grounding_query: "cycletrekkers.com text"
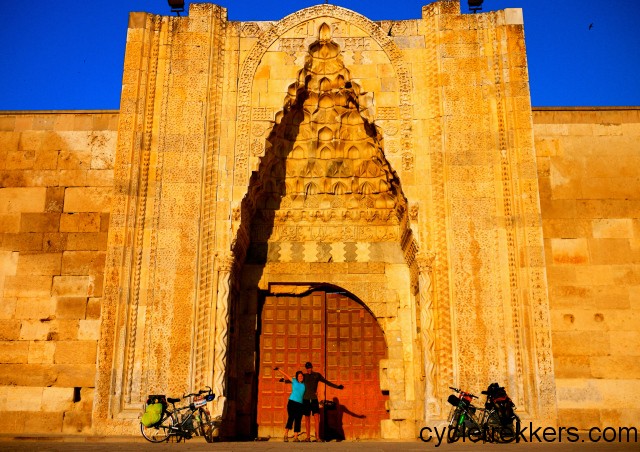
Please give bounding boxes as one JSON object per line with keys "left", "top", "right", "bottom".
{"left": 419, "top": 423, "right": 638, "bottom": 447}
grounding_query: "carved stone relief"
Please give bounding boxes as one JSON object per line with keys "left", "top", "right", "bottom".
{"left": 234, "top": 4, "right": 414, "bottom": 187}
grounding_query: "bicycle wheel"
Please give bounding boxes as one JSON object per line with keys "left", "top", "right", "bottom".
{"left": 466, "top": 421, "right": 483, "bottom": 443}
{"left": 446, "top": 410, "right": 462, "bottom": 443}
{"left": 141, "top": 413, "right": 174, "bottom": 443}
{"left": 198, "top": 409, "right": 215, "bottom": 442}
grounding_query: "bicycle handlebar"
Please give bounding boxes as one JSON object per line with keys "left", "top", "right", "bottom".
{"left": 182, "top": 386, "right": 215, "bottom": 400}
{"left": 448, "top": 386, "right": 478, "bottom": 398}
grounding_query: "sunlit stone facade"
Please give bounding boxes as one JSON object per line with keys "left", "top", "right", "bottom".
{"left": 0, "top": 1, "right": 638, "bottom": 438}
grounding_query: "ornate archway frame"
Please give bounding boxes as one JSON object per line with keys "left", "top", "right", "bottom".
{"left": 204, "top": 5, "right": 429, "bottom": 437}
{"left": 253, "top": 270, "right": 418, "bottom": 438}
{"left": 232, "top": 4, "right": 415, "bottom": 188}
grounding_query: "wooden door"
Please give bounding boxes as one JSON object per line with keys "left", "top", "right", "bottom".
{"left": 257, "top": 290, "right": 388, "bottom": 440}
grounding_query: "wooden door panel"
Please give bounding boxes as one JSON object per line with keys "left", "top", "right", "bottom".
{"left": 257, "top": 290, "right": 387, "bottom": 439}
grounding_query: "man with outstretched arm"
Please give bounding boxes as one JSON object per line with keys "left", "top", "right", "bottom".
{"left": 302, "top": 361, "right": 344, "bottom": 442}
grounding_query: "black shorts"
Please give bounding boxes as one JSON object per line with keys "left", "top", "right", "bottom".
{"left": 302, "top": 398, "right": 320, "bottom": 416}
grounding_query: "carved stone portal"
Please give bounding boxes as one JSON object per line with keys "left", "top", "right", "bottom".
{"left": 94, "top": 2, "right": 557, "bottom": 440}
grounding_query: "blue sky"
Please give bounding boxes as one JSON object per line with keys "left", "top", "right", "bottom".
{"left": 1, "top": 1, "right": 638, "bottom": 110}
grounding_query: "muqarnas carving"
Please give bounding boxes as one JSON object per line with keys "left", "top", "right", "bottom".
{"left": 238, "top": 23, "right": 409, "bottom": 262}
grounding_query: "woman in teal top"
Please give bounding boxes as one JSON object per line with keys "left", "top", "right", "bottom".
{"left": 275, "top": 367, "right": 305, "bottom": 442}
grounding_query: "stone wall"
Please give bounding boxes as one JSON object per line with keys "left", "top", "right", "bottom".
{"left": 0, "top": 111, "right": 117, "bottom": 433}
{"left": 534, "top": 107, "right": 640, "bottom": 429}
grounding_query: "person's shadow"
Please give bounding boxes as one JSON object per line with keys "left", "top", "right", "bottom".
{"left": 320, "top": 397, "right": 366, "bottom": 441}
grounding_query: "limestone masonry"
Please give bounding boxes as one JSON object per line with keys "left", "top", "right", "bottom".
{"left": 0, "top": 1, "right": 638, "bottom": 438}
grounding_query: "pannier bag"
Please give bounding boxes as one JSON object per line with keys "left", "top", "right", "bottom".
{"left": 141, "top": 403, "right": 163, "bottom": 427}
{"left": 485, "top": 383, "right": 516, "bottom": 426}
{"left": 141, "top": 394, "right": 167, "bottom": 427}
{"left": 447, "top": 394, "right": 460, "bottom": 407}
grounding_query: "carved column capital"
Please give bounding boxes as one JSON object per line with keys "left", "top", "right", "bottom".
{"left": 416, "top": 250, "right": 436, "bottom": 273}
{"left": 215, "top": 253, "right": 235, "bottom": 273}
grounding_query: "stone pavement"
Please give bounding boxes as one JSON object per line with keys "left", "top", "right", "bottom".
{"left": 0, "top": 437, "right": 637, "bottom": 452}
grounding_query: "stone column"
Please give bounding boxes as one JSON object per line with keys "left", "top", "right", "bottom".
{"left": 212, "top": 254, "right": 234, "bottom": 417}
{"left": 416, "top": 250, "right": 439, "bottom": 420}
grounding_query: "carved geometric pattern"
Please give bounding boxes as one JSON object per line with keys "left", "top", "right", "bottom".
{"left": 194, "top": 6, "right": 228, "bottom": 392}
{"left": 235, "top": 4, "right": 414, "bottom": 187}
{"left": 422, "top": 5, "right": 453, "bottom": 418}
{"left": 124, "top": 14, "right": 162, "bottom": 405}
{"left": 490, "top": 21, "right": 526, "bottom": 407}
{"left": 416, "top": 251, "right": 438, "bottom": 417}
{"left": 235, "top": 23, "right": 415, "bottom": 272}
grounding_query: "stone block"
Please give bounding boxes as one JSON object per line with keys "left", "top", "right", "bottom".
{"left": 14, "top": 298, "right": 56, "bottom": 320}
{"left": 0, "top": 250, "right": 18, "bottom": 277}
{"left": 19, "top": 320, "right": 51, "bottom": 341}
{"left": 540, "top": 199, "right": 576, "bottom": 219}
{"left": 28, "top": 341, "right": 56, "bottom": 364}
{"left": 588, "top": 238, "right": 632, "bottom": 265}
{"left": 19, "top": 212, "right": 61, "bottom": 232}
{"left": 600, "top": 408, "right": 640, "bottom": 428}
{"left": 53, "top": 364, "right": 96, "bottom": 387}
{"left": 61, "top": 251, "right": 106, "bottom": 275}
{"left": 89, "top": 131, "right": 116, "bottom": 169}
{"left": 24, "top": 411, "right": 63, "bottom": 434}
{"left": 592, "top": 218, "right": 634, "bottom": 239}
{"left": 5, "top": 150, "right": 36, "bottom": 170}
{"left": 60, "top": 213, "right": 101, "bottom": 233}
{"left": 44, "top": 187, "right": 65, "bottom": 213}
{"left": 0, "top": 214, "right": 20, "bottom": 233}
{"left": 77, "top": 319, "right": 101, "bottom": 340}
{"left": 582, "top": 177, "right": 639, "bottom": 200}
{"left": 42, "top": 387, "right": 74, "bottom": 412}
{"left": 75, "top": 387, "right": 95, "bottom": 413}
{"left": 63, "top": 187, "right": 112, "bottom": 213}
{"left": 552, "top": 331, "right": 609, "bottom": 356}
{"left": 1, "top": 364, "right": 89, "bottom": 388}
{"left": 16, "top": 130, "right": 44, "bottom": 151}
{"left": 0, "top": 320, "right": 21, "bottom": 340}
{"left": 553, "top": 356, "right": 591, "bottom": 379}
{"left": 42, "top": 233, "right": 68, "bottom": 252}
{"left": 0, "top": 298, "right": 16, "bottom": 319}
{"left": 66, "top": 232, "right": 108, "bottom": 251}
{"left": 0, "top": 187, "right": 47, "bottom": 214}
{"left": 47, "top": 320, "right": 79, "bottom": 341}
{"left": 380, "top": 419, "right": 400, "bottom": 439}
{"left": 572, "top": 265, "right": 616, "bottom": 286}
{"left": 1, "top": 233, "right": 43, "bottom": 251}
{"left": 0, "top": 364, "right": 50, "bottom": 386}
{"left": 54, "top": 341, "right": 97, "bottom": 365}
{"left": 590, "top": 356, "right": 640, "bottom": 379}
{"left": 86, "top": 169, "right": 114, "bottom": 187}
{"left": 58, "top": 170, "right": 87, "bottom": 187}
{"left": 398, "top": 419, "right": 418, "bottom": 439}
{"left": 390, "top": 408, "right": 413, "bottom": 421}
{"left": 0, "top": 341, "right": 29, "bottom": 363}
{"left": 55, "top": 297, "right": 87, "bottom": 319}
{"left": 34, "top": 150, "right": 60, "bottom": 170}
{"left": 3, "top": 275, "right": 52, "bottom": 297}
{"left": 62, "top": 411, "right": 92, "bottom": 434}
{"left": 550, "top": 238, "right": 589, "bottom": 265}
{"left": 52, "top": 275, "right": 94, "bottom": 297}
{"left": 100, "top": 213, "right": 110, "bottom": 232}
{"left": 86, "top": 298, "right": 101, "bottom": 319}
{"left": 610, "top": 331, "right": 640, "bottom": 356}
{"left": 16, "top": 253, "right": 61, "bottom": 275}
{"left": 5, "top": 386, "right": 43, "bottom": 412}
{"left": 0, "top": 410, "right": 28, "bottom": 433}
{"left": 557, "top": 408, "right": 600, "bottom": 431}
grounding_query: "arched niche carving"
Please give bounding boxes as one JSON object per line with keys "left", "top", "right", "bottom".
{"left": 234, "top": 4, "right": 414, "bottom": 187}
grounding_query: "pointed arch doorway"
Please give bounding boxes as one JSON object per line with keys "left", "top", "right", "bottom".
{"left": 256, "top": 288, "right": 389, "bottom": 440}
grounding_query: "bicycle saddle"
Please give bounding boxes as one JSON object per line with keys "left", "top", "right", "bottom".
{"left": 167, "top": 397, "right": 181, "bottom": 404}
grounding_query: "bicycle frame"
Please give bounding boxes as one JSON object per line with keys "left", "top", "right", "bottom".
{"left": 445, "top": 386, "right": 519, "bottom": 444}
{"left": 140, "top": 387, "right": 218, "bottom": 443}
